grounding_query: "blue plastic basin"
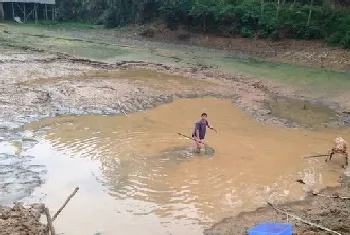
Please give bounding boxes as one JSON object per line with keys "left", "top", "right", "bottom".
{"left": 248, "top": 222, "right": 293, "bottom": 235}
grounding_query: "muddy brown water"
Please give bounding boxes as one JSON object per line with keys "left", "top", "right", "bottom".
{"left": 6, "top": 97, "right": 349, "bottom": 235}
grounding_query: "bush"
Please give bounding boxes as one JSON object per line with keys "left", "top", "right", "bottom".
{"left": 340, "top": 31, "right": 350, "bottom": 48}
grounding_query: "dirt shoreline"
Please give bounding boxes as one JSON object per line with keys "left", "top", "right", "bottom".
{"left": 1, "top": 50, "right": 349, "bottom": 130}
{"left": 133, "top": 24, "right": 350, "bottom": 71}
{"left": 1, "top": 33, "right": 350, "bottom": 234}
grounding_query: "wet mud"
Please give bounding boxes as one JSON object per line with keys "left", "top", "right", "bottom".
{"left": 0, "top": 203, "right": 47, "bottom": 235}
{"left": 0, "top": 50, "right": 348, "bottom": 130}
{"left": 0, "top": 26, "right": 350, "bottom": 235}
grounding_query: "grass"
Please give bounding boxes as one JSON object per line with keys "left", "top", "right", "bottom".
{"left": 218, "top": 55, "right": 350, "bottom": 97}
{"left": 4, "top": 20, "right": 99, "bottom": 29}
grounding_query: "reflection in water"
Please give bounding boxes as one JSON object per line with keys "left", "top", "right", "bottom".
{"left": 23, "top": 97, "right": 349, "bottom": 235}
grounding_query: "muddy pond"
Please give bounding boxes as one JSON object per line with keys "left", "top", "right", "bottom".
{"left": 1, "top": 97, "right": 349, "bottom": 235}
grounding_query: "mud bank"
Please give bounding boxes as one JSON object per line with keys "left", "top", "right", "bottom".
{"left": 0, "top": 203, "right": 46, "bottom": 235}
{"left": 0, "top": 50, "right": 349, "bottom": 130}
{"left": 204, "top": 172, "right": 350, "bottom": 235}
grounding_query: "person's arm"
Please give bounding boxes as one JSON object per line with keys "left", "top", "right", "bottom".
{"left": 207, "top": 122, "right": 211, "bottom": 129}
{"left": 207, "top": 121, "right": 217, "bottom": 133}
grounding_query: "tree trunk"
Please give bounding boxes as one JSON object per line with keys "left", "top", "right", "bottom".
{"left": 0, "top": 3, "right": 4, "bottom": 22}
{"left": 307, "top": 0, "right": 314, "bottom": 26}
{"left": 276, "top": 0, "right": 280, "bottom": 20}
{"left": 258, "top": 0, "right": 264, "bottom": 39}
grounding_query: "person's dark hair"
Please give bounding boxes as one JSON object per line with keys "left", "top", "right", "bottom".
{"left": 201, "top": 113, "right": 207, "bottom": 117}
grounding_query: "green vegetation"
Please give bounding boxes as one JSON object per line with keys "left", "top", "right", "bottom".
{"left": 52, "top": 0, "right": 350, "bottom": 48}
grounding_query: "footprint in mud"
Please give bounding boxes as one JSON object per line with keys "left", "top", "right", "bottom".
{"left": 0, "top": 153, "right": 47, "bottom": 204}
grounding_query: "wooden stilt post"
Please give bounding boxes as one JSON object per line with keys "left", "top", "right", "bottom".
{"left": 23, "top": 3, "right": 26, "bottom": 22}
{"left": 51, "top": 5, "right": 54, "bottom": 21}
{"left": 0, "top": 3, "right": 4, "bottom": 22}
{"left": 34, "top": 4, "right": 38, "bottom": 24}
{"left": 12, "top": 2, "right": 14, "bottom": 19}
{"left": 45, "top": 4, "right": 48, "bottom": 20}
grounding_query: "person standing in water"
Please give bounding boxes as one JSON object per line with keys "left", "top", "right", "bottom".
{"left": 192, "top": 113, "right": 216, "bottom": 153}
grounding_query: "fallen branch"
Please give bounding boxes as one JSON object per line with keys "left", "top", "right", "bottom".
{"left": 267, "top": 201, "right": 342, "bottom": 235}
{"left": 52, "top": 187, "right": 79, "bottom": 221}
{"left": 44, "top": 187, "right": 79, "bottom": 234}
{"left": 44, "top": 207, "right": 56, "bottom": 235}
{"left": 312, "top": 192, "right": 350, "bottom": 199}
{"left": 303, "top": 154, "right": 329, "bottom": 159}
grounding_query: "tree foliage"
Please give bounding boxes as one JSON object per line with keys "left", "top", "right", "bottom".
{"left": 56, "top": 0, "right": 350, "bottom": 48}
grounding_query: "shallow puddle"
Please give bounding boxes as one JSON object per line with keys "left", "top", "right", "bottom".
{"left": 12, "top": 97, "right": 350, "bottom": 235}
{"left": 18, "top": 68, "right": 217, "bottom": 91}
{"left": 268, "top": 98, "right": 338, "bottom": 127}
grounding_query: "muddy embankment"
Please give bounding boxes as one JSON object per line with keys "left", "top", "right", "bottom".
{"left": 118, "top": 24, "right": 350, "bottom": 71}
{"left": 1, "top": 45, "right": 350, "bottom": 235}
{"left": 1, "top": 48, "right": 349, "bottom": 129}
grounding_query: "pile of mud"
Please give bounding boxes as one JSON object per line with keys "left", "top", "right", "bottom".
{"left": 0, "top": 203, "right": 46, "bottom": 235}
